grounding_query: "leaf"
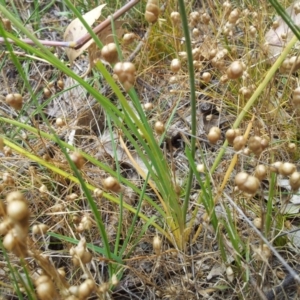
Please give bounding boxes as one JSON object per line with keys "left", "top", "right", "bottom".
{"left": 63, "top": 4, "right": 106, "bottom": 64}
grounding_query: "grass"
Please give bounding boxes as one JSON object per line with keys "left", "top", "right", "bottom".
{"left": 1, "top": 0, "right": 300, "bottom": 299}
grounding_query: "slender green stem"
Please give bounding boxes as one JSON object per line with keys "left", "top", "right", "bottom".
{"left": 178, "top": 0, "right": 197, "bottom": 224}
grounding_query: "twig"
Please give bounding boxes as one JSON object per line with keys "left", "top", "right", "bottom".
{"left": 0, "top": 0, "right": 140, "bottom": 49}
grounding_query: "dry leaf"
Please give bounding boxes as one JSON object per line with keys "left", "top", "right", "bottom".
{"left": 265, "top": 1, "right": 300, "bottom": 60}
{"left": 63, "top": 4, "right": 106, "bottom": 64}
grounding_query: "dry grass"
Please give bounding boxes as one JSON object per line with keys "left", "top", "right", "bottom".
{"left": 1, "top": 0, "right": 300, "bottom": 299}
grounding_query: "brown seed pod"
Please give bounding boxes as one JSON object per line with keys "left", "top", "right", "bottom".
{"left": 3, "top": 231, "right": 17, "bottom": 251}
{"left": 202, "top": 72, "right": 211, "bottom": 83}
{"left": 289, "top": 171, "right": 300, "bottom": 191}
{"left": 56, "top": 117, "right": 66, "bottom": 127}
{"left": 36, "top": 278, "right": 57, "bottom": 300}
{"left": 123, "top": 33, "right": 136, "bottom": 45}
{"left": 154, "top": 121, "right": 165, "bottom": 135}
{"left": 81, "top": 251, "right": 93, "bottom": 264}
{"left": 113, "top": 62, "right": 136, "bottom": 91}
{"left": 253, "top": 217, "right": 262, "bottom": 229}
{"left": 241, "top": 175, "right": 260, "bottom": 194}
{"left": 93, "top": 188, "right": 103, "bottom": 198}
{"left": 153, "top": 235, "right": 162, "bottom": 255}
{"left": 70, "top": 152, "right": 85, "bottom": 169}
{"left": 207, "top": 127, "right": 221, "bottom": 144}
{"left": 57, "top": 79, "right": 64, "bottom": 90}
{"left": 254, "top": 165, "right": 267, "bottom": 181}
{"left": 225, "top": 129, "right": 240, "bottom": 144}
{"left": 7, "top": 200, "right": 29, "bottom": 222}
{"left": 6, "top": 191, "right": 24, "bottom": 203}
{"left": 227, "top": 61, "right": 244, "bottom": 79}
{"left": 235, "top": 172, "right": 249, "bottom": 187}
{"left": 103, "top": 176, "right": 121, "bottom": 192}
{"left": 233, "top": 135, "right": 246, "bottom": 151}
{"left": 2, "top": 18, "right": 12, "bottom": 31}
{"left": 32, "top": 224, "right": 49, "bottom": 235}
{"left": 43, "top": 88, "right": 51, "bottom": 99}
{"left": 5, "top": 93, "right": 23, "bottom": 110}
{"left": 228, "top": 8, "right": 240, "bottom": 24}
{"left": 170, "top": 59, "right": 181, "bottom": 73}
{"left": 279, "top": 162, "right": 296, "bottom": 176}
{"left": 101, "top": 43, "right": 118, "bottom": 64}
{"left": 170, "top": 11, "right": 181, "bottom": 24}
{"left": 145, "top": 0, "right": 159, "bottom": 23}
{"left": 270, "top": 161, "right": 283, "bottom": 173}
{"left": 248, "top": 136, "right": 262, "bottom": 154}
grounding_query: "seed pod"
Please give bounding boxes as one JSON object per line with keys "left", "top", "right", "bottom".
{"left": 57, "top": 79, "right": 64, "bottom": 90}
{"left": 225, "top": 129, "right": 240, "bottom": 144}
{"left": 145, "top": 0, "right": 159, "bottom": 23}
{"left": 81, "top": 251, "right": 93, "bottom": 264}
{"left": 3, "top": 231, "right": 17, "bottom": 251}
{"left": 7, "top": 200, "right": 29, "bottom": 222}
{"left": 228, "top": 8, "right": 240, "bottom": 24}
{"left": 32, "top": 224, "right": 49, "bottom": 235}
{"left": 289, "top": 172, "right": 300, "bottom": 191}
{"left": 253, "top": 217, "right": 262, "bottom": 229}
{"left": 241, "top": 175, "right": 260, "bottom": 194}
{"left": 248, "top": 136, "right": 262, "bottom": 154}
{"left": 56, "top": 117, "right": 66, "bottom": 127}
{"left": 70, "top": 152, "right": 85, "bottom": 169}
{"left": 288, "top": 143, "right": 296, "bottom": 152}
{"left": 6, "top": 191, "right": 24, "bottom": 203}
{"left": 3, "top": 172, "right": 14, "bottom": 185}
{"left": 207, "top": 127, "right": 221, "bottom": 144}
{"left": 226, "top": 266, "right": 234, "bottom": 282}
{"left": 5, "top": 93, "right": 23, "bottom": 110}
{"left": 43, "top": 88, "right": 51, "bottom": 99}
{"left": 36, "top": 278, "right": 57, "bottom": 300}
{"left": 170, "top": 59, "right": 181, "bottom": 73}
{"left": 143, "top": 102, "right": 153, "bottom": 110}
{"left": 201, "top": 13, "right": 210, "bottom": 24}
{"left": 93, "top": 188, "right": 103, "bottom": 198}
{"left": 227, "top": 61, "right": 244, "bottom": 79}
{"left": 279, "top": 162, "right": 296, "bottom": 176}
{"left": 123, "top": 33, "right": 136, "bottom": 45}
{"left": 235, "top": 172, "right": 249, "bottom": 187}
{"left": 154, "top": 121, "right": 165, "bottom": 135}
{"left": 239, "top": 86, "right": 252, "bottom": 99}
{"left": 270, "top": 161, "right": 283, "bottom": 173}
{"left": 101, "top": 43, "right": 118, "bottom": 64}
{"left": 153, "top": 235, "right": 162, "bottom": 255}
{"left": 233, "top": 135, "right": 246, "bottom": 151}
{"left": 103, "top": 176, "right": 121, "bottom": 192}
{"left": 170, "top": 11, "right": 180, "bottom": 24}
{"left": 113, "top": 62, "right": 136, "bottom": 91}
{"left": 202, "top": 72, "right": 211, "bottom": 83}
{"left": 254, "top": 165, "right": 267, "bottom": 181}
{"left": 196, "top": 164, "right": 205, "bottom": 173}
{"left": 189, "top": 11, "right": 200, "bottom": 27}
{"left": 2, "top": 18, "right": 12, "bottom": 31}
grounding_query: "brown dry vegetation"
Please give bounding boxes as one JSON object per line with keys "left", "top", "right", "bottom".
{"left": 1, "top": 0, "right": 300, "bottom": 299}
